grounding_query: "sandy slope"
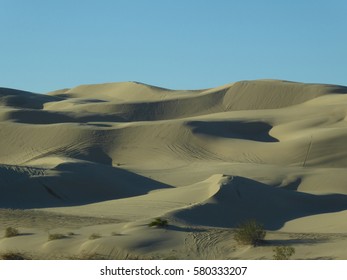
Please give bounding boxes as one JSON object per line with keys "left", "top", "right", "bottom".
{"left": 1, "top": 80, "right": 347, "bottom": 259}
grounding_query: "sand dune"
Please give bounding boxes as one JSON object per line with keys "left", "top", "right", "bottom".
{"left": 1, "top": 79, "right": 347, "bottom": 259}
{"left": 171, "top": 176, "right": 347, "bottom": 230}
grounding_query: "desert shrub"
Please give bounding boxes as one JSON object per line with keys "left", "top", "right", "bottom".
{"left": 89, "top": 233, "right": 101, "bottom": 240}
{"left": 273, "top": 246, "right": 295, "bottom": 260}
{"left": 234, "top": 219, "right": 266, "bottom": 246}
{"left": 4, "top": 227, "right": 19, "bottom": 238}
{"left": 48, "top": 233, "right": 66, "bottom": 241}
{"left": 0, "top": 251, "right": 30, "bottom": 260}
{"left": 148, "top": 217, "right": 168, "bottom": 228}
{"left": 68, "top": 252, "right": 107, "bottom": 260}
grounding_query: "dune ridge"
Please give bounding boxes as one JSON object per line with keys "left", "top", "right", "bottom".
{"left": 1, "top": 79, "right": 347, "bottom": 259}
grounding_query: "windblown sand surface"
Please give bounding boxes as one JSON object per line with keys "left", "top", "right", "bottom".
{"left": 1, "top": 79, "right": 347, "bottom": 259}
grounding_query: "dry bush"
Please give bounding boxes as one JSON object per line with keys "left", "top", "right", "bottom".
{"left": 273, "top": 246, "right": 295, "bottom": 260}
{"left": 68, "top": 252, "right": 107, "bottom": 260}
{"left": 48, "top": 233, "right": 66, "bottom": 241}
{"left": 234, "top": 219, "right": 266, "bottom": 246}
{"left": 0, "top": 251, "right": 30, "bottom": 260}
{"left": 89, "top": 233, "right": 101, "bottom": 240}
{"left": 148, "top": 218, "right": 168, "bottom": 228}
{"left": 4, "top": 227, "right": 19, "bottom": 238}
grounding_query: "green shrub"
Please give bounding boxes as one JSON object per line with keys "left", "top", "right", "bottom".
{"left": 273, "top": 246, "right": 295, "bottom": 260}
{"left": 234, "top": 219, "right": 266, "bottom": 246}
{"left": 4, "top": 227, "right": 19, "bottom": 238}
{"left": 148, "top": 218, "right": 168, "bottom": 228}
{"left": 89, "top": 233, "right": 101, "bottom": 240}
{"left": 48, "top": 233, "right": 66, "bottom": 241}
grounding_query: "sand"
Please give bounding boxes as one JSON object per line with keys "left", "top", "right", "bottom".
{"left": 1, "top": 79, "right": 347, "bottom": 259}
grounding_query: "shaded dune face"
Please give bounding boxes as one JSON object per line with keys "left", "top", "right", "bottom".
{"left": 0, "top": 87, "right": 62, "bottom": 109}
{"left": 186, "top": 120, "right": 278, "bottom": 142}
{"left": 1, "top": 79, "right": 347, "bottom": 231}
{"left": 171, "top": 176, "right": 347, "bottom": 230}
{"left": 0, "top": 163, "right": 172, "bottom": 209}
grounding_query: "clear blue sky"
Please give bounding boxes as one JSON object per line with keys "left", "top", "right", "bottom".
{"left": 1, "top": 0, "right": 346, "bottom": 93}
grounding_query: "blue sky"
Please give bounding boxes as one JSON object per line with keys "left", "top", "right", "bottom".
{"left": 1, "top": 0, "right": 346, "bottom": 93}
